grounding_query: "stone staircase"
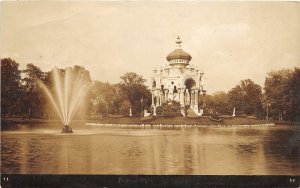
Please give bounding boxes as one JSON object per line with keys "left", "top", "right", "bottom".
{"left": 186, "top": 108, "right": 199, "bottom": 117}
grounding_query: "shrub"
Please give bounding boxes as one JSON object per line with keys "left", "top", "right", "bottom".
{"left": 160, "top": 101, "right": 182, "bottom": 117}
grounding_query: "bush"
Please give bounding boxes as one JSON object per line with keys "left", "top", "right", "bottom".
{"left": 160, "top": 101, "right": 182, "bottom": 117}
{"left": 156, "top": 106, "right": 163, "bottom": 116}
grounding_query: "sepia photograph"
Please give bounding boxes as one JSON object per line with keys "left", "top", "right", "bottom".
{"left": 1, "top": 1, "right": 300, "bottom": 187}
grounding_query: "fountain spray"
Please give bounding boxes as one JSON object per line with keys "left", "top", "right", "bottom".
{"left": 39, "top": 67, "right": 90, "bottom": 133}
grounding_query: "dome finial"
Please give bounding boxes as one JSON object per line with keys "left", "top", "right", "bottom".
{"left": 176, "top": 36, "right": 182, "bottom": 48}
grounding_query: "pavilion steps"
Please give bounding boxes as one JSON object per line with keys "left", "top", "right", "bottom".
{"left": 186, "top": 108, "right": 199, "bottom": 117}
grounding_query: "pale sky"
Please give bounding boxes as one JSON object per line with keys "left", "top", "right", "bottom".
{"left": 1, "top": 1, "right": 299, "bottom": 93}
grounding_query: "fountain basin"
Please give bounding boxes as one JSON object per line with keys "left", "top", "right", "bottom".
{"left": 61, "top": 125, "right": 73, "bottom": 133}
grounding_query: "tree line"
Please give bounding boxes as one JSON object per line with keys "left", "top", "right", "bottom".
{"left": 1, "top": 58, "right": 151, "bottom": 119}
{"left": 88, "top": 72, "right": 151, "bottom": 117}
{"left": 205, "top": 69, "right": 300, "bottom": 121}
{"left": 1, "top": 57, "right": 299, "bottom": 121}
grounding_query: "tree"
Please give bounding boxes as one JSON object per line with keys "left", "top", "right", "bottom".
{"left": 119, "top": 100, "right": 131, "bottom": 116}
{"left": 205, "top": 91, "right": 231, "bottom": 115}
{"left": 286, "top": 67, "right": 300, "bottom": 121}
{"left": 89, "top": 81, "right": 117, "bottom": 116}
{"left": 1, "top": 58, "right": 22, "bottom": 117}
{"left": 119, "top": 72, "right": 151, "bottom": 114}
{"left": 228, "top": 79, "right": 263, "bottom": 116}
{"left": 264, "top": 68, "right": 300, "bottom": 121}
{"left": 264, "top": 69, "right": 292, "bottom": 120}
{"left": 21, "top": 63, "right": 46, "bottom": 118}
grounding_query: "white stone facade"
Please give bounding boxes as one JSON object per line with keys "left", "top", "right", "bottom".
{"left": 151, "top": 36, "right": 207, "bottom": 116}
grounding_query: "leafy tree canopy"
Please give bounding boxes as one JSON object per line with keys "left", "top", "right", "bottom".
{"left": 1, "top": 58, "right": 22, "bottom": 116}
{"left": 228, "top": 79, "right": 262, "bottom": 116}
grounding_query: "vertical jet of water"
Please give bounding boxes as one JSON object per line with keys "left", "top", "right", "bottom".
{"left": 39, "top": 66, "right": 90, "bottom": 130}
{"left": 66, "top": 69, "right": 81, "bottom": 124}
{"left": 64, "top": 68, "right": 71, "bottom": 125}
{"left": 53, "top": 68, "right": 66, "bottom": 125}
{"left": 68, "top": 80, "right": 87, "bottom": 124}
{"left": 66, "top": 71, "right": 86, "bottom": 124}
{"left": 39, "top": 81, "right": 64, "bottom": 123}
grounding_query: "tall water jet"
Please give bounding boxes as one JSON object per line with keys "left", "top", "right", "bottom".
{"left": 39, "top": 66, "right": 91, "bottom": 133}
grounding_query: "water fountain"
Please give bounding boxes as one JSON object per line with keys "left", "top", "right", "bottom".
{"left": 39, "top": 67, "right": 90, "bottom": 133}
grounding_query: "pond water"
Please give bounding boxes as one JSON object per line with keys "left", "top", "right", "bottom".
{"left": 1, "top": 123, "right": 299, "bottom": 175}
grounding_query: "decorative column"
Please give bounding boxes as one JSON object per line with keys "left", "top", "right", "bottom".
{"left": 156, "top": 96, "right": 159, "bottom": 107}
{"left": 153, "top": 106, "right": 157, "bottom": 116}
{"left": 165, "top": 90, "right": 169, "bottom": 102}
{"left": 179, "top": 89, "right": 185, "bottom": 107}
{"left": 191, "top": 90, "right": 195, "bottom": 109}
{"left": 202, "top": 90, "right": 207, "bottom": 108}
{"left": 172, "top": 91, "right": 174, "bottom": 101}
{"left": 194, "top": 90, "right": 199, "bottom": 109}
{"left": 179, "top": 89, "right": 186, "bottom": 116}
{"left": 185, "top": 89, "right": 189, "bottom": 107}
{"left": 160, "top": 93, "right": 163, "bottom": 105}
{"left": 151, "top": 92, "right": 154, "bottom": 107}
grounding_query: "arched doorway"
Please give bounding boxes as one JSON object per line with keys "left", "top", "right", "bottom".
{"left": 184, "top": 78, "right": 196, "bottom": 107}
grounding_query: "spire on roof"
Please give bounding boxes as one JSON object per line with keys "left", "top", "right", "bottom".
{"left": 176, "top": 36, "right": 182, "bottom": 49}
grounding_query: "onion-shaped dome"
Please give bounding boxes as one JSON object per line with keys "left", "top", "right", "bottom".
{"left": 166, "top": 36, "right": 192, "bottom": 61}
{"left": 166, "top": 49, "right": 192, "bottom": 61}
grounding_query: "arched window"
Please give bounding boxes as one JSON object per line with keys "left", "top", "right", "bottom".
{"left": 152, "top": 81, "right": 156, "bottom": 88}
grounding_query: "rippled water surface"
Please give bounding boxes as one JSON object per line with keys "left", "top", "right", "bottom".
{"left": 1, "top": 123, "right": 299, "bottom": 174}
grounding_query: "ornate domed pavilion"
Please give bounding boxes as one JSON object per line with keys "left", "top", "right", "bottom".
{"left": 151, "top": 36, "right": 207, "bottom": 116}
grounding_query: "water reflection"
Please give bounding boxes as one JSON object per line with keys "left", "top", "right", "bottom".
{"left": 1, "top": 124, "right": 300, "bottom": 175}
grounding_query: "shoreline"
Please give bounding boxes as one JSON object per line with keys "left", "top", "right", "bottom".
{"left": 1, "top": 117, "right": 298, "bottom": 126}
{"left": 85, "top": 122, "right": 276, "bottom": 128}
